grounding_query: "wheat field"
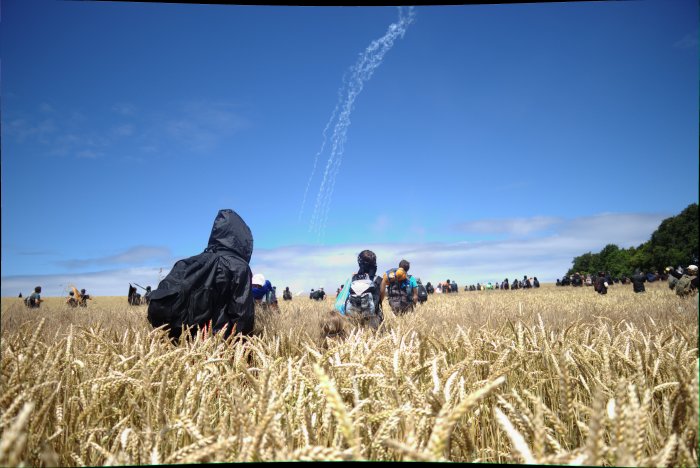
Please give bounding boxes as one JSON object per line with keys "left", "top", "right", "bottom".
{"left": 0, "top": 283, "right": 697, "bottom": 466}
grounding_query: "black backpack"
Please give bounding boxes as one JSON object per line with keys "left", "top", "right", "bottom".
{"left": 387, "top": 278, "right": 413, "bottom": 313}
{"left": 416, "top": 282, "right": 428, "bottom": 303}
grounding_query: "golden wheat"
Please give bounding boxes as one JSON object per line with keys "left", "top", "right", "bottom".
{"left": 0, "top": 283, "right": 697, "bottom": 465}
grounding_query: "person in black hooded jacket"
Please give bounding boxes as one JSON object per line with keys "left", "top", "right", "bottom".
{"left": 631, "top": 268, "right": 646, "bottom": 293}
{"left": 147, "top": 209, "right": 255, "bottom": 341}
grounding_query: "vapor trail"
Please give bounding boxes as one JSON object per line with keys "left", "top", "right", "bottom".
{"left": 306, "top": 7, "right": 416, "bottom": 242}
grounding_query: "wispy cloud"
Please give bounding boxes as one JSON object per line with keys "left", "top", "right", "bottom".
{"left": 56, "top": 246, "right": 173, "bottom": 269}
{"left": 4, "top": 99, "right": 249, "bottom": 159}
{"left": 674, "top": 29, "right": 698, "bottom": 49}
{"left": 453, "top": 216, "right": 562, "bottom": 237}
{"left": 112, "top": 103, "right": 137, "bottom": 116}
{"left": 370, "top": 215, "right": 391, "bottom": 234}
{"left": 161, "top": 100, "right": 249, "bottom": 153}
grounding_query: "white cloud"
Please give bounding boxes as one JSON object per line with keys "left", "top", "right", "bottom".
{"left": 2, "top": 212, "right": 670, "bottom": 297}
{"left": 454, "top": 216, "right": 562, "bottom": 237}
{"left": 56, "top": 246, "right": 173, "bottom": 270}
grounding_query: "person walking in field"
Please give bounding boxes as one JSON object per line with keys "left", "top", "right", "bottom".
{"left": 669, "top": 265, "right": 698, "bottom": 297}
{"left": 79, "top": 289, "right": 92, "bottom": 307}
{"left": 631, "top": 268, "right": 646, "bottom": 293}
{"left": 335, "top": 250, "right": 385, "bottom": 329}
{"left": 283, "top": 286, "right": 293, "bottom": 301}
{"left": 382, "top": 259, "right": 419, "bottom": 315}
{"left": 594, "top": 271, "right": 608, "bottom": 295}
{"left": 25, "top": 286, "right": 42, "bottom": 308}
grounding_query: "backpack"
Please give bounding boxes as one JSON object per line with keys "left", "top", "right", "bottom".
{"left": 345, "top": 273, "right": 382, "bottom": 318}
{"left": 675, "top": 275, "right": 694, "bottom": 297}
{"left": 385, "top": 271, "right": 412, "bottom": 313}
{"left": 415, "top": 278, "right": 428, "bottom": 303}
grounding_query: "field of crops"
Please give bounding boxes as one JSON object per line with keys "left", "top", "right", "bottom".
{"left": 0, "top": 283, "right": 697, "bottom": 466}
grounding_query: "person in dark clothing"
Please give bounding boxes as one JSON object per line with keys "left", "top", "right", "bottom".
{"left": 79, "top": 289, "right": 91, "bottom": 307}
{"left": 147, "top": 208, "right": 256, "bottom": 340}
{"left": 425, "top": 282, "right": 434, "bottom": 294}
{"left": 594, "top": 271, "right": 608, "bottom": 295}
{"left": 572, "top": 273, "right": 583, "bottom": 287}
{"left": 668, "top": 265, "right": 699, "bottom": 294}
{"left": 128, "top": 285, "right": 141, "bottom": 306}
{"left": 522, "top": 275, "right": 532, "bottom": 288}
{"left": 18, "top": 292, "right": 22, "bottom": 298}
{"left": 533, "top": 277, "right": 540, "bottom": 288}
{"left": 631, "top": 268, "right": 646, "bottom": 293}
{"left": 26, "top": 286, "right": 42, "bottom": 308}
{"left": 143, "top": 286, "right": 152, "bottom": 305}
{"left": 283, "top": 287, "right": 292, "bottom": 301}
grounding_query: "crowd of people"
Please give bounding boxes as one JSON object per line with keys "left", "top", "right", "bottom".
{"left": 19, "top": 209, "right": 698, "bottom": 345}
{"left": 554, "top": 265, "right": 698, "bottom": 296}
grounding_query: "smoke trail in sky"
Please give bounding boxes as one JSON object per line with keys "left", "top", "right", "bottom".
{"left": 298, "top": 72, "right": 348, "bottom": 223}
{"left": 306, "top": 7, "right": 415, "bottom": 242}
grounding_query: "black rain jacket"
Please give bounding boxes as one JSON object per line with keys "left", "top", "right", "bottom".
{"left": 148, "top": 209, "right": 255, "bottom": 340}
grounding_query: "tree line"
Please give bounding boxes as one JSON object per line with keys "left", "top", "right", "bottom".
{"left": 566, "top": 203, "right": 698, "bottom": 278}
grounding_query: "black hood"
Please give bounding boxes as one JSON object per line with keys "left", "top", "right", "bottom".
{"left": 206, "top": 209, "right": 253, "bottom": 262}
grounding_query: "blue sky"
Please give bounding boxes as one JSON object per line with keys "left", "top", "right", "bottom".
{"left": 2, "top": 0, "right": 698, "bottom": 296}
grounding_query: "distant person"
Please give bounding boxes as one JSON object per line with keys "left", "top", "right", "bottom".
{"left": 309, "top": 289, "right": 315, "bottom": 300}
{"left": 128, "top": 284, "right": 141, "bottom": 306}
{"left": 450, "top": 280, "right": 458, "bottom": 293}
{"left": 335, "top": 249, "right": 384, "bottom": 329}
{"left": 382, "top": 259, "right": 419, "bottom": 315}
{"left": 670, "top": 265, "right": 698, "bottom": 297}
{"left": 666, "top": 267, "right": 679, "bottom": 290}
{"left": 425, "top": 282, "right": 434, "bottom": 294}
{"left": 572, "top": 272, "right": 582, "bottom": 287}
{"left": 18, "top": 292, "right": 22, "bottom": 298}
{"left": 283, "top": 286, "right": 292, "bottom": 301}
{"left": 561, "top": 276, "right": 571, "bottom": 286}
{"left": 143, "top": 286, "right": 152, "bottom": 305}
{"left": 556, "top": 279, "right": 561, "bottom": 286}
{"left": 631, "top": 268, "right": 646, "bottom": 293}
{"left": 79, "top": 289, "right": 92, "bottom": 307}
{"left": 594, "top": 271, "right": 608, "bottom": 295}
{"left": 533, "top": 277, "right": 540, "bottom": 288}
{"left": 502, "top": 278, "right": 510, "bottom": 290}
{"left": 66, "top": 290, "right": 79, "bottom": 307}
{"left": 25, "top": 286, "right": 42, "bottom": 308}
{"left": 252, "top": 274, "right": 276, "bottom": 309}
{"left": 312, "top": 288, "right": 326, "bottom": 301}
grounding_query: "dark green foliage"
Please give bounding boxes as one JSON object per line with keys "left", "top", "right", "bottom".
{"left": 566, "top": 204, "right": 698, "bottom": 277}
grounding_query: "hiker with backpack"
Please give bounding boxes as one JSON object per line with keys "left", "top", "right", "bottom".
{"left": 425, "top": 282, "right": 434, "bottom": 294}
{"left": 335, "top": 250, "right": 385, "bottom": 329}
{"left": 382, "top": 259, "right": 420, "bottom": 315}
{"left": 25, "top": 286, "right": 42, "bottom": 308}
{"left": 147, "top": 209, "right": 256, "bottom": 341}
{"left": 669, "top": 265, "right": 698, "bottom": 297}
{"left": 283, "top": 286, "right": 292, "bottom": 301}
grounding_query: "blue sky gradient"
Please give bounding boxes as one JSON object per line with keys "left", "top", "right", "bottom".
{"left": 2, "top": 0, "right": 698, "bottom": 296}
